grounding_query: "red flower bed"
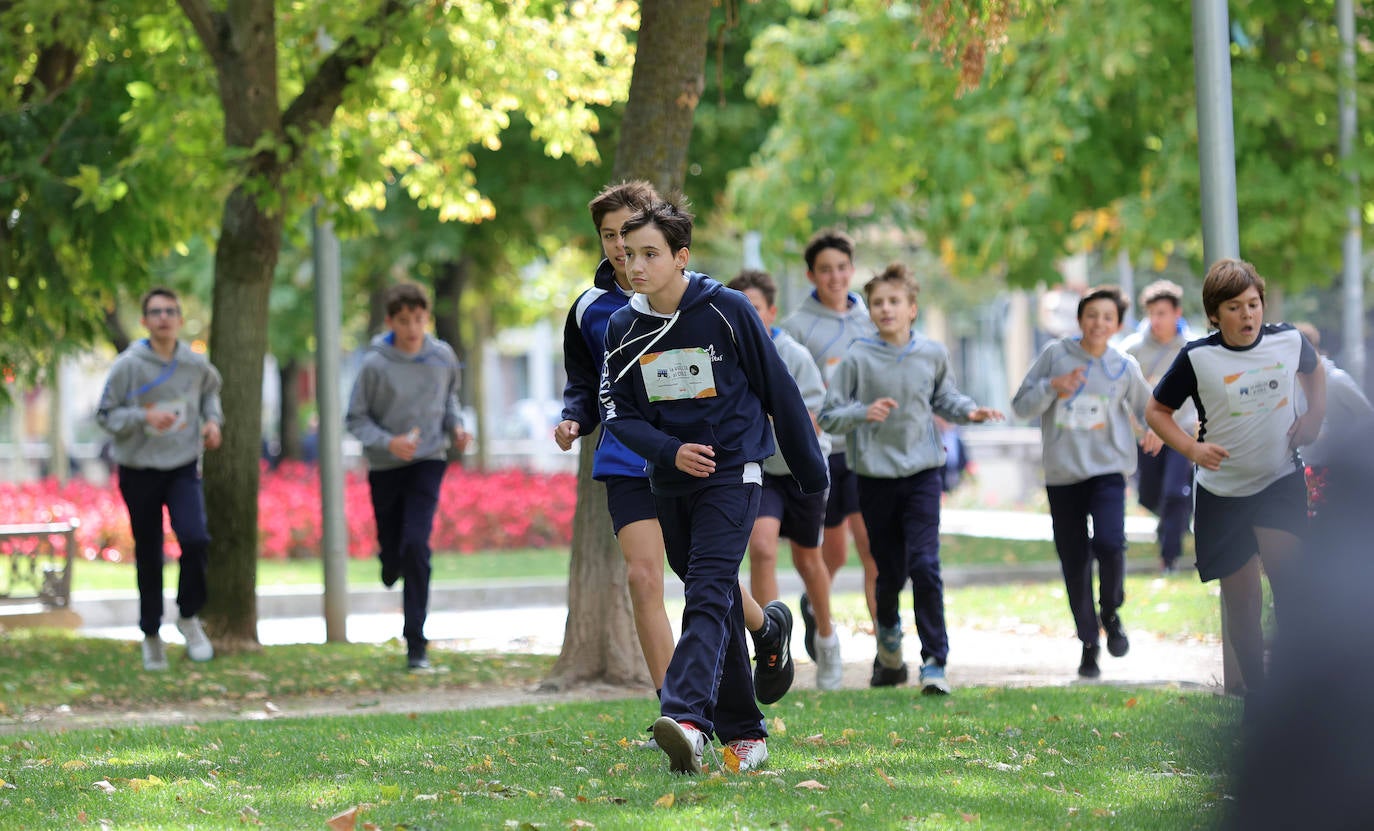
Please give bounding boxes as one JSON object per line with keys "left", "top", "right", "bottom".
{"left": 0, "top": 462, "right": 577, "bottom": 562}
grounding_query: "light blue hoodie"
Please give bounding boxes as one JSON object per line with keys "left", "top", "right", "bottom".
{"left": 346, "top": 332, "right": 463, "bottom": 472}
{"left": 96, "top": 340, "right": 223, "bottom": 470}
{"left": 1012, "top": 338, "right": 1152, "bottom": 486}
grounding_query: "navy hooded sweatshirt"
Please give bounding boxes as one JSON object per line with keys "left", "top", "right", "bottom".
{"left": 599, "top": 272, "right": 829, "bottom": 497}
{"left": 558, "top": 259, "right": 650, "bottom": 480}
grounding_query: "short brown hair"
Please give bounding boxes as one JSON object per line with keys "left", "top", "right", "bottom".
{"left": 588, "top": 181, "right": 660, "bottom": 231}
{"left": 383, "top": 282, "right": 429, "bottom": 317}
{"left": 1202, "top": 258, "right": 1265, "bottom": 325}
{"left": 140, "top": 287, "right": 179, "bottom": 315}
{"left": 726, "top": 269, "right": 777, "bottom": 307}
{"left": 863, "top": 262, "right": 920, "bottom": 304}
{"left": 621, "top": 199, "right": 694, "bottom": 253}
{"left": 804, "top": 228, "right": 855, "bottom": 271}
{"left": 1077, "top": 284, "right": 1129, "bottom": 321}
{"left": 1139, "top": 279, "right": 1184, "bottom": 309}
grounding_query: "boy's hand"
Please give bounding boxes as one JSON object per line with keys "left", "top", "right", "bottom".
{"left": 1188, "top": 440, "right": 1229, "bottom": 471}
{"left": 675, "top": 443, "right": 716, "bottom": 478}
{"left": 966, "top": 406, "right": 1004, "bottom": 423}
{"left": 453, "top": 427, "right": 472, "bottom": 453}
{"left": 1139, "top": 430, "right": 1163, "bottom": 456}
{"left": 201, "top": 421, "right": 222, "bottom": 450}
{"left": 144, "top": 406, "right": 177, "bottom": 431}
{"left": 866, "top": 397, "right": 899, "bottom": 422}
{"left": 388, "top": 430, "right": 419, "bottom": 462}
{"left": 1287, "top": 412, "right": 1322, "bottom": 450}
{"left": 553, "top": 420, "right": 580, "bottom": 451}
{"left": 1050, "top": 367, "right": 1087, "bottom": 396}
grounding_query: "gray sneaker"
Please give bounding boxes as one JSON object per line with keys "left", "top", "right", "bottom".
{"left": 814, "top": 633, "right": 843, "bottom": 691}
{"left": 177, "top": 616, "right": 214, "bottom": 662}
{"left": 919, "top": 657, "right": 951, "bottom": 695}
{"left": 142, "top": 635, "right": 169, "bottom": 671}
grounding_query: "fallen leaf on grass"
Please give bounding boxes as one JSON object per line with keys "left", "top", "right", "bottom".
{"left": 654, "top": 793, "right": 675, "bottom": 808}
{"left": 63, "top": 760, "right": 88, "bottom": 770}
{"left": 723, "top": 744, "right": 741, "bottom": 773}
{"left": 1124, "top": 697, "right": 1138, "bottom": 708}
{"left": 795, "top": 779, "right": 828, "bottom": 791}
{"left": 875, "top": 769, "right": 896, "bottom": 788}
{"left": 770, "top": 717, "right": 786, "bottom": 736}
{"left": 93, "top": 780, "right": 116, "bottom": 794}
{"left": 960, "top": 812, "right": 980, "bottom": 822}
{"left": 327, "top": 806, "right": 359, "bottom": 831}
{"left": 803, "top": 734, "right": 827, "bottom": 745}
{"left": 567, "top": 821, "right": 595, "bottom": 829}
{"left": 128, "top": 775, "right": 164, "bottom": 792}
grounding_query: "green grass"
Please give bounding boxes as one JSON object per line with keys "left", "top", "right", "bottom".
{"left": 70, "top": 534, "right": 1180, "bottom": 593}
{"left": 0, "top": 686, "right": 1238, "bottom": 830}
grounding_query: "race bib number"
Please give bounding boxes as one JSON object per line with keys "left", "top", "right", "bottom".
{"left": 1223, "top": 364, "right": 1289, "bottom": 417}
{"left": 640, "top": 349, "right": 718, "bottom": 402}
{"left": 145, "top": 398, "right": 188, "bottom": 436}
{"left": 1054, "top": 393, "right": 1109, "bottom": 431}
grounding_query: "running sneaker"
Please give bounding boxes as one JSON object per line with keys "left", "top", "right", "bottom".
{"left": 176, "top": 616, "right": 214, "bottom": 662}
{"left": 870, "top": 655, "right": 909, "bottom": 687}
{"left": 919, "top": 657, "right": 950, "bottom": 695}
{"left": 1101, "top": 612, "right": 1130, "bottom": 657}
{"left": 876, "top": 622, "right": 904, "bottom": 669}
{"left": 799, "top": 592, "right": 817, "bottom": 661}
{"left": 1078, "top": 643, "right": 1101, "bottom": 678}
{"left": 142, "top": 635, "right": 168, "bottom": 671}
{"left": 752, "top": 600, "right": 795, "bottom": 704}
{"left": 814, "top": 632, "right": 843, "bottom": 691}
{"left": 653, "top": 716, "right": 707, "bottom": 774}
{"left": 725, "top": 738, "right": 769, "bottom": 773}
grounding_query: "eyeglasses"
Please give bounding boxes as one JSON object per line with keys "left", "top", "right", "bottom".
{"left": 145, "top": 307, "right": 180, "bottom": 318}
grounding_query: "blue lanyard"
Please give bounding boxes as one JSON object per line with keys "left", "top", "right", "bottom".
{"left": 129, "top": 340, "right": 179, "bottom": 401}
{"left": 1066, "top": 346, "right": 1128, "bottom": 403}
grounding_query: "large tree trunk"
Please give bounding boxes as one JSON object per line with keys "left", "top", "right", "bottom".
{"left": 542, "top": 0, "right": 711, "bottom": 690}
{"left": 278, "top": 356, "right": 303, "bottom": 462}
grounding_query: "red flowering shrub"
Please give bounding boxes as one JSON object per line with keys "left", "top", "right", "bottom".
{"left": 0, "top": 463, "right": 576, "bottom": 562}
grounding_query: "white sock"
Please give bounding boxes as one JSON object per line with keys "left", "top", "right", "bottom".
{"left": 817, "top": 630, "right": 839, "bottom": 647}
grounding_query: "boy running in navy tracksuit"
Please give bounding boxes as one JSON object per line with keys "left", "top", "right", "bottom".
{"left": 600, "top": 201, "right": 827, "bottom": 774}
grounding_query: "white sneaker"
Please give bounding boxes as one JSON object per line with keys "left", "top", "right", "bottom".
{"left": 652, "top": 716, "right": 707, "bottom": 774}
{"left": 177, "top": 616, "right": 214, "bottom": 662}
{"left": 142, "top": 635, "right": 168, "bottom": 671}
{"left": 725, "top": 738, "right": 769, "bottom": 773}
{"left": 814, "top": 631, "right": 843, "bottom": 691}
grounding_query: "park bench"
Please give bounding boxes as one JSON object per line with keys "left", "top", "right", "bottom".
{"left": 0, "top": 521, "right": 76, "bottom": 610}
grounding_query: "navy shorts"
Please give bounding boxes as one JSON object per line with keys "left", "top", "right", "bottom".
{"left": 758, "top": 473, "right": 827, "bottom": 548}
{"left": 823, "top": 452, "right": 861, "bottom": 528}
{"left": 1194, "top": 469, "right": 1308, "bottom": 582}
{"left": 604, "top": 475, "right": 657, "bottom": 534}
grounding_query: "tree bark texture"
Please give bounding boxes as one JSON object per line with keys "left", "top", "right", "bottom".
{"left": 543, "top": 0, "right": 712, "bottom": 690}
{"left": 278, "top": 356, "right": 302, "bottom": 462}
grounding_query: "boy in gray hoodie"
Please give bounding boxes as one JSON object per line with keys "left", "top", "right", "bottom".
{"left": 96, "top": 287, "right": 223, "bottom": 671}
{"left": 819, "top": 264, "right": 1002, "bottom": 695}
{"left": 347, "top": 282, "right": 469, "bottom": 670}
{"left": 1013, "top": 285, "right": 1161, "bottom": 679}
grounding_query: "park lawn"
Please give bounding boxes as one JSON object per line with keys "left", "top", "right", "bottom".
{"left": 0, "top": 686, "right": 1237, "bottom": 830}
{"left": 67, "top": 534, "right": 1175, "bottom": 593}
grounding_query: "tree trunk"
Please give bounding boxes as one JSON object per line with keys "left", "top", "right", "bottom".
{"left": 202, "top": 187, "right": 282, "bottom": 652}
{"left": 278, "top": 356, "right": 302, "bottom": 462}
{"left": 542, "top": 0, "right": 711, "bottom": 690}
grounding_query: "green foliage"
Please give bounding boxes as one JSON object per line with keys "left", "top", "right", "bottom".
{"left": 731, "top": 0, "right": 1374, "bottom": 288}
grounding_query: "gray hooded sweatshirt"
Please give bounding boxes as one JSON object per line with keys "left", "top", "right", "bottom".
{"left": 1012, "top": 338, "right": 1152, "bottom": 486}
{"left": 818, "top": 333, "right": 978, "bottom": 479}
{"left": 763, "top": 328, "right": 831, "bottom": 477}
{"left": 1119, "top": 325, "right": 1198, "bottom": 433}
{"left": 781, "top": 291, "right": 877, "bottom": 455}
{"left": 346, "top": 332, "right": 463, "bottom": 472}
{"left": 96, "top": 339, "right": 223, "bottom": 470}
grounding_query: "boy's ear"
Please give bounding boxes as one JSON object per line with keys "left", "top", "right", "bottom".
{"left": 674, "top": 247, "right": 690, "bottom": 270}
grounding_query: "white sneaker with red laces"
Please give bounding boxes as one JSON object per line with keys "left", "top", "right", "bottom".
{"left": 726, "top": 738, "right": 769, "bottom": 773}
{"left": 652, "top": 716, "right": 707, "bottom": 774}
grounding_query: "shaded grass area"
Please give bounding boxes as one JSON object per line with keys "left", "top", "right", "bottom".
{"left": 0, "top": 630, "right": 554, "bottom": 715}
{"left": 0, "top": 686, "right": 1238, "bottom": 830}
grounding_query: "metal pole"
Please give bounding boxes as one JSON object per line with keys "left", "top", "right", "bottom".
{"left": 1338, "top": 0, "right": 1364, "bottom": 389}
{"left": 1192, "top": 0, "right": 1241, "bottom": 264}
{"left": 313, "top": 204, "right": 349, "bottom": 642}
{"left": 1192, "top": 0, "right": 1243, "bottom": 696}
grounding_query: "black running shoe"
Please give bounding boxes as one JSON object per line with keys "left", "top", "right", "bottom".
{"left": 799, "top": 592, "right": 817, "bottom": 661}
{"left": 1102, "top": 613, "right": 1130, "bottom": 657}
{"left": 869, "top": 655, "right": 909, "bottom": 688}
{"left": 380, "top": 556, "right": 400, "bottom": 589}
{"left": 1078, "top": 643, "right": 1101, "bottom": 678}
{"left": 753, "top": 600, "right": 795, "bottom": 704}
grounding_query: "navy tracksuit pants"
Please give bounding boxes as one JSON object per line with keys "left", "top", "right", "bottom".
{"left": 1046, "top": 473, "right": 1127, "bottom": 646}
{"left": 117, "top": 461, "right": 211, "bottom": 637}
{"left": 857, "top": 468, "right": 949, "bottom": 666}
{"left": 369, "top": 459, "right": 447, "bottom": 657}
{"left": 1136, "top": 445, "right": 1193, "bottom": 567}
{"left": 654, "top": 483, "right": 766, "bottom": 744}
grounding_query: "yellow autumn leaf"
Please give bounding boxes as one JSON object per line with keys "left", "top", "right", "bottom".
{"left": 129, "top": 775, "right": 164, "bottom": 792}
{"left": 795, "top": 779, "right": 828, "bottom": 791}
{"left": 326, "top": 805, "right": 359, "bottom": 831}
{"left": 770, "top": 716, "right": 786, "bottom": 736}
{"left": 654, "top": 792, "right": 675, "bottom": 808}
{"left": 62, "top": 760, "right": 88, "bottom": 770}
{"left": 723, "top": 744, "right": 741, "bottom": 773}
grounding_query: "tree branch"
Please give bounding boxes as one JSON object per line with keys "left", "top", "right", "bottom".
{"left": 280, "top": 0, "right": 411, "bottom": 164}
{"left": 176, "top": 0, "right": 225, "bottom": 67}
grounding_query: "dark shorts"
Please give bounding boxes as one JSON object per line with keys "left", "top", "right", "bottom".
{"left": 604, "top": 475, "right": 657, "bottom": 534}
{"left": 824, "top": 452, "right": 861, "bottom": 528}
{"left": 758, "top": 473, "right": 828, "bottom": 548}
{"left": 1194, "top": 470, "right": 1308, "bottom": 582}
